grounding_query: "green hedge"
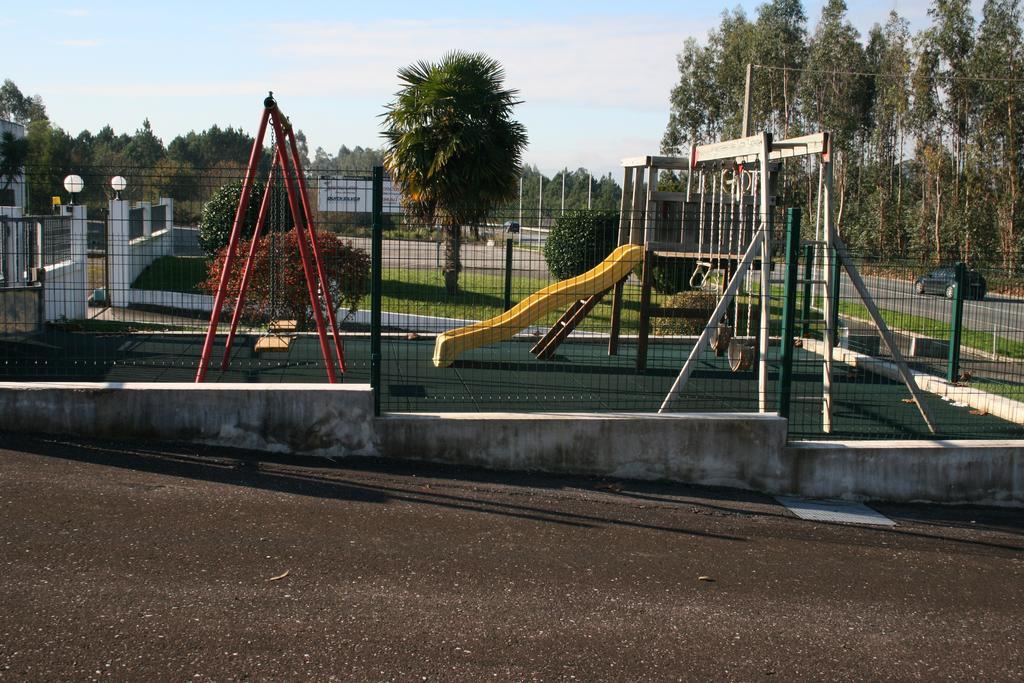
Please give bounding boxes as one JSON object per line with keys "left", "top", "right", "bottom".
{"left": 543, "top": 210, "right": 619, "bottom": 281}
{"left": 198, "top": 179, "right": 294, "bottom": 257}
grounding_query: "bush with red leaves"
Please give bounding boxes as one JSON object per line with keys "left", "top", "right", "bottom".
{"left": 202, "top": 230, "right": 369, "bottom": 330}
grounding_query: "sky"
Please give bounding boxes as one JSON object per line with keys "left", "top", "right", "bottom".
{"left": 2, "top": 0, "right": 978, "bottom": 179}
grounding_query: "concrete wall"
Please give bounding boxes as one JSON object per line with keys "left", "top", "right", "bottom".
{"left": 0, "top": 285, "right": 42, "bottom": 335}
{"left": 379, "top": 412, "right": 790, "bottom": 490}
{"left": 171, "top": 226, "right": 202, "bottom": 256}
{"left": 0, "top": 382, "right": 377, "bottom": 456}
{"left": 785, "top": 441, "right": 1023, "bottom": 506}
{"left": 125, "top": 289, "right": 213, "bottom": 312}
{"left": 1, "top": 206, "right": 25, "bottom": 286}
{"left": 1, "top": 207, "right": 87, "bottom": 321}
{"left": 42, "top": 205, "right": 87, "bottom": 321}
{"left": 0, "top": 382, "right": 1020, "bottom": 505}
{"left": 108, "top": 199, "right": 174, "bottom": 308}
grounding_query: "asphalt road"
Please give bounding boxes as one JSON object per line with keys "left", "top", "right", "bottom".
{"left": 2, "top": 433, "right": 1022, "bottom": 681}
{"left": 343, "top": 237, "right": 1022, "bottom": 342}
{"left": 840, "top": 273, "right": 1024, "bottom": 342}
{"left": 344, "top": 236, "right": 551, "bottom": 274}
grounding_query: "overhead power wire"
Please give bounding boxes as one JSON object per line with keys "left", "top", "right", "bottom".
{"left": 751, "top": 63, "right": 1024, "bottom": 84}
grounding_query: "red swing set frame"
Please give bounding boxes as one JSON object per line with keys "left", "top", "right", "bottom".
{"left": 195, "top": 93, "right": 346, "bottom": 383}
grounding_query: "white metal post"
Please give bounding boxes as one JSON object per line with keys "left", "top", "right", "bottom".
{"left": 518, "top": 177, "right": 523, "bottom": 228}
{"left": 538, "top": 176, "right": 543, "bottom": 228}
{"left": 758, "top": 134, "right": 771, "bottom": 413}
{"left": 107, "top": 199, "right": 131, "bottom": 308}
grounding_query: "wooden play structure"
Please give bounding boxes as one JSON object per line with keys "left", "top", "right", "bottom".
{"left": 435, "top": 123, "right": 934, "bottom": 434}
{"left": 195, "top": 93, "right": 346, "bottom": 383}
{"left": 630, "top": 130, "right": 936, "bottom": 433}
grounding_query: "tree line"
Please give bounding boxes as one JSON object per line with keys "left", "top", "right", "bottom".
{"left": 661, "top": 0, "right": 1024, "bottom": 272}
{"left": 1, "top": 78, "right": 624, "bottom": 225}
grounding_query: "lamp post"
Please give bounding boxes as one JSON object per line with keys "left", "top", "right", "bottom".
{"left": 63, "top": 174, "right": 84, "bottom": 207}
{"left": 111, "top": 175, "right": 127, "bottom": 200}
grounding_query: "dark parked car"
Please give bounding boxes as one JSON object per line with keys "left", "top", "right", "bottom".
{"left": 914, "top": 266, "right": 986, "bottom": 300}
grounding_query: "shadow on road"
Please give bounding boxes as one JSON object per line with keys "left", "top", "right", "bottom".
{"left": 5, "top": 432, "right": 1022, "bottom": 554}
{"left": 4, "top": 433, "right": 745, "bottom": 541}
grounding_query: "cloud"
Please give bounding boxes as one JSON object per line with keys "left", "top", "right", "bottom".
{"left": 60, "top": 80, "right": 267, "bottom": 97}
{"left": 264, "top": 16, "right": 711, "bottom": 112}
{"left": 60, "top": 39, "right": 102, "bottom": 47}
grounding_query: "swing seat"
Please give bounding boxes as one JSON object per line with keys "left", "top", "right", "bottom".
{"left": 255, "top": 320, "right": 297, "bottom": 353}
{"left": 710, "top": 323, "right": 732, "bottom": 357}
{"left": 254, "top": 334, "right": 294, "bottom": 352}
{"left": 728, "top": 339, "right": 756, "bottom": 372}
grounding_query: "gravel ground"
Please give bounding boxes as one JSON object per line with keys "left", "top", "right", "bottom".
{"left": 1, "top": 433, "right": 1022, "bottom": 681}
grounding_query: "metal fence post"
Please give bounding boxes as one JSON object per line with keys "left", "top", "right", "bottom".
{"left": 503, "top": 237, "right": 514, "bottom": 311}
{"left": 947, "top": 261, "right": 966, "bottom": 382}
{"left": 777, "top": 207, "right": 801, "bottom": 420}
{"left": 800, "top": 243, "right": 814, "bottom": 337}
{"left": 370, "top": 166, "right": 383, "bottom": 416}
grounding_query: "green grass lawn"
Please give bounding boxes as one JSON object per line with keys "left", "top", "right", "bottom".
{"left": 382, "top": 266, "right": 645, "bottom": 329}
{"left": 49, "top": 319, "right": 197, "bottom": 333}
{"left": 131, "top": 256, "right": 210, "bottom": 295}
{"left": 128, "top": 255, "right": 643, "bottom": 328}
{"left": 972, "top": 378, "right": 1024, "bottom": 401}
{"left": 132, "top": 254, "right": 1017, "bottom": 358}
{"left": 837, "top": 300, "right": 1024, "bottom": 359}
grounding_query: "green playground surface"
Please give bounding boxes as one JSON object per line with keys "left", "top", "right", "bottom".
{"left": 1, "top": 329, "right": 1020, "bottom": 440}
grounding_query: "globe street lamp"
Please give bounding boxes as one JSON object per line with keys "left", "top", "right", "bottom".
{"left": 111, "top": 175, "right": 127, "bottom": 200}
{"left": 63, "top": 174, "right": 84, "bottom": 205}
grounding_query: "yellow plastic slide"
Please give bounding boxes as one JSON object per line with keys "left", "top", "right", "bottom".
{"left": 433, "top": 244, "right": 644, "bottom": 367}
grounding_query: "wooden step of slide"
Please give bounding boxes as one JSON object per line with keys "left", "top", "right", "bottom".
{"left": 531, "top": 290, "right": 609, "bottom": 360}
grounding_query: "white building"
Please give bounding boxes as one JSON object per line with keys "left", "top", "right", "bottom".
{"left": 0, "top": 119, "right": 26, "bottom": 209}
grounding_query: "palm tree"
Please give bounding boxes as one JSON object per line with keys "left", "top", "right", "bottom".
{"left": 382, "top": 52, "right": 528, "bottom": 294}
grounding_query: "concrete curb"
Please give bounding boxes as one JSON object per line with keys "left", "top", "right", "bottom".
{"left": 802, "top": 339, "right": 1024, "bottom": 425}
{"left": 785, "top": 440, "right": 1023, "bottom": 506}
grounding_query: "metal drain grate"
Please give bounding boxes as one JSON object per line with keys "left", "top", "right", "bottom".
{"left": 775, "top": 496, "right": 896, "bottom": 526}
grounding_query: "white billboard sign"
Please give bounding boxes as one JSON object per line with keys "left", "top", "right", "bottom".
{"left": 316, "top": 175, "right": 403, "bottom": 214}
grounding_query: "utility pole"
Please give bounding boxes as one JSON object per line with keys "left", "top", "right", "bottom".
{"left": 587, "top": 170, "right": 592, "bottom": 209}
{"left": 742, "top": 63, "right": 753, "bottom": 137}
{"left": 561, "top": 168, "right": 566, "bottom": 214}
